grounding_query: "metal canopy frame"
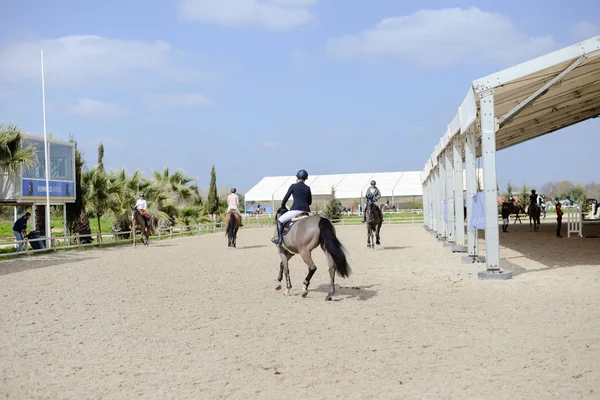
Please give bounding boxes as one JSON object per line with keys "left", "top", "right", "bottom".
{"left": 421, "top": 35, "right": 600, "bottom": 278}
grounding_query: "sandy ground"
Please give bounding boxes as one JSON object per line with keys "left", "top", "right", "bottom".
{"left": 1, "top": 223, "right": 599, "bottom": 399}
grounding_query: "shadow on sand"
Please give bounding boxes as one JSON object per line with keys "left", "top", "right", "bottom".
{"left": 494, "top": 221, "right": 600, "bottom": 276}
{"left": 312, "top": 283, "right": 379, "bottom": 301}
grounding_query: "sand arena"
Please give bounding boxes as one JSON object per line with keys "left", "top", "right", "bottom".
{"left": 1, "top": 223, "right": 599, "bottom": 399}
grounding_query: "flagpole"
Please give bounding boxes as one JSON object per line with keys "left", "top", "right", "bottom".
{"left": 41, "top": 50, "right": 51, "bottom": 249}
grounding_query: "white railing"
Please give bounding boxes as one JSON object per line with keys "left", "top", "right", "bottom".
{"left": 0, "top": 213, "right": 424, "bottom": 257}
{"left": 567, "top": 203, "right": 583, "bottom": 238}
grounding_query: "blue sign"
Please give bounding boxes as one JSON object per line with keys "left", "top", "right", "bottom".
{"left": 245, "top": 205, "right": 274, "bottom": 213}
{"left": 22, "top": 179, "right": 75, "bottom": 201}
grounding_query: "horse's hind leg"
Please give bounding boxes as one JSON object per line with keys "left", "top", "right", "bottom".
{"left": 326, "top": 260, "right": 335, "bottom": 301}
{"left": 299, "top": 250, "right": 317, "bottom": 298}
{"left": 376, "top": 223, "right": 382, "bottom": 245}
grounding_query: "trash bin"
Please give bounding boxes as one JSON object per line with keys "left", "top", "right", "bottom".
{"left": 26, "top": 231, "right": 46, "bottom": 250}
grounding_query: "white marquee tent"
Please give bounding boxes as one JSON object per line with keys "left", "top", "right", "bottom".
{"left": 421, "top": 35, "right": 600, "bottom": 280}
{"left": 245, "top": 171, "right": 424, "bottom": 211}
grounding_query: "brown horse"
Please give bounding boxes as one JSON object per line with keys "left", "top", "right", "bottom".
{"left": 527, "top": 203, "right": 541, "bottom": 232}
{"left": 225, "top": 210, "right": 241, "bottom": 247}
{"left": 132, "top": 208, "right": 154, "bottom": 247}
{"left": 274, "top": 207, "right": 351, "bottom": 301}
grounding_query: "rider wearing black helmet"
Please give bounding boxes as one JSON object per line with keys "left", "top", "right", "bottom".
{"left": 362, "top": 180, "right": 382, "bottom": 223}
{"left": 272, "top": 169, "right": 312, "bottom": 245}
{"left": 529, "top": 189, "right": 538, "bottom": 207}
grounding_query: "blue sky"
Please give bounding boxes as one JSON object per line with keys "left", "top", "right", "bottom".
{"left": 1, "top": 0, "right": 599, "bottom": 193}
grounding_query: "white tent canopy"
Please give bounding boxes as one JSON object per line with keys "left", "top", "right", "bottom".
{"left": 245, "top": 171, "right": 424, "bottom": 202}
{"left": 422, "top": 35, "right": 600, "bottom": 280}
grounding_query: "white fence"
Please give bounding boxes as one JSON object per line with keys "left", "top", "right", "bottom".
{"left": 1, "top": 212, "right": 425, "bottom": 258}
{"left": 567, "top": 204, "right": 583, "bottom": 238}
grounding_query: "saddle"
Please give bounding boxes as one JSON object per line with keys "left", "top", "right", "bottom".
{"left": 282, "top": 213, "right": 310, "bottom": 236}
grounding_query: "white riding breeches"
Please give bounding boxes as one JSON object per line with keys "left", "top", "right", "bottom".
{"left": 227, "top": 205, "right": 240, "bottom": 214}
{"left": 278, "top": 210, "right": 308, "bottom": 224}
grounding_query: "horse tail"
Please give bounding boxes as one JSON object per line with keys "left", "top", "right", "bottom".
{"left": 226, "top": 212, "right": 235, "bottom": 240}
{"left": 318, "top": 218, "right": 351, "bottom": 278}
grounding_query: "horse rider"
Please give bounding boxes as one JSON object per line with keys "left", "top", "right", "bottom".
{"left": 227, "top": 188, "right": 243, "bottom": 226}
{"left": 362, "top": 180, "right": 382, "bottom": 223}
{"left": 529, "top": 189, "right": 539, "bottom": 207}
{"left": 136, "top": 193, "right": 150, "bottom": 226}
{"left": 272, "top": 169, "right": 312, "bottom": 245}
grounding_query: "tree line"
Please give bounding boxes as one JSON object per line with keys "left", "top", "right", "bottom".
{"left": 1, "top": 123, "right": 238, "bottom": 239}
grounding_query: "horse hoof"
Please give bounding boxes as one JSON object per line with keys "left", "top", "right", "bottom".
{"left": 376, "top": 240, "right": 380, "bottom": 245}
{"left": 301, "top": 290, "right": 308, "bottom": 298}
{"left": 275, "top": 284, "right": 282, "bottom": 290}
{"left": 325, "top": 295, "right": 332, "bottom": 301}
{"left": 285, "top": 289, "right": 291, "bottom": 296}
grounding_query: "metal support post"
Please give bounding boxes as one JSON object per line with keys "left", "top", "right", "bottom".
{"left": 453, "top": 138, "right": 467, "bottom": 252}
{"left": 478, "top": 90, "right": 511, "bottom": 280}
{"left": 445, "top": 147, "right": 455, "bottom": 244}
{"left": 464, "top": 126, "right": 478, "bottom": 262}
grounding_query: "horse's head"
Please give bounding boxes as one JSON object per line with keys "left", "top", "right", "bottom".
{"left": 275, "top": 206, "right": 288, "bottom": 221}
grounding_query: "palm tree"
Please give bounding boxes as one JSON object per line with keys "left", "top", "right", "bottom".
{"left": 148, "top": 167, "right": 194, "bottom": 223}
{"left": 109, "top": 168, "right": 170, "bottom": 236}
{"left": 81, "top": 166, "right": 121, "bottom": 234}
{"left": 0, "top": 123, "right": 36, "bottom": 174}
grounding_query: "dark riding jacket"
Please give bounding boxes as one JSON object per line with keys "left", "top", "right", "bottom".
{"left": 282, "top": 181, "right": 312, "bottom": 212}
{"left": 366, "top": 187, "right": 381, "bottom": 202}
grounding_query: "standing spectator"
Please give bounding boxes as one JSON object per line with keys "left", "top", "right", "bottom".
{"left": 13, "top": 212, "right": 31, "bottom": 252}
{"left": 555, "top": 197, "right": 563, "bottom": 238}
{"left": 501, "top": 202, "right": 511, "bottom": 232}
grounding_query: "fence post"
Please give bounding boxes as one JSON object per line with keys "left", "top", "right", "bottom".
{"left": 97, "top": 233, "right": 102, "bottom": 247}
{"left": 51, "top": 238, "right": 57, "bottom": 251}
{"left": 76, "top": 233, "right": 80, "bottom": 246}
{"left": 169, "top": 226, "right": 173, "bottom": 239}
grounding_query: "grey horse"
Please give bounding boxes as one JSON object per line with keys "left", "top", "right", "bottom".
{"left": 364, "top": 193, "right": 382, "bottom": 248}
{"left": 274, "top": 207, "right": 351, "bottom": 301}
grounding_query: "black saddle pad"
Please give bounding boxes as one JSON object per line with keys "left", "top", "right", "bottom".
{"left": 282, "top": 220, "right": 298, "bottom": 237}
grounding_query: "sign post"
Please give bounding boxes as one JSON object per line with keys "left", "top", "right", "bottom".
{"left": 41, "top": 50, "right": 51, "bottom": 248}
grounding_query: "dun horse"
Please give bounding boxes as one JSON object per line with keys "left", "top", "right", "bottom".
{"left": 225, "top": 210, "right": 241, "bottom": 248}
{"left": 131, "top": 207, "right": 154, "bottom": 247}
{"left": 274, "top": 207, "right": 351, "bottom": 301}
{"left": 364, "top": 194, "right": 383, "bottom": 248}
{"left": 528, "top": 203, "right": 541, "bottom": 232}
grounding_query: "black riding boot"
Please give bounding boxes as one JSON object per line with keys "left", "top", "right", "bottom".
{"left": 272, "top": 221, "right": 284, "bottom": 245}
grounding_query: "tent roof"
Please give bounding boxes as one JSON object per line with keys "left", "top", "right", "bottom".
{"left": 422, "top": 35, "right": 600, "bottom": 182}
{"left": 245, "top": 171, "right": 423, "bottom": 202}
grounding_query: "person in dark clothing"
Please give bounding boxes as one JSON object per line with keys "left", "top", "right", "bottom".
{"left": 555, "top": 197, "right": 563, "bottom": 237}
{"left": 272, "top": 169, "right": 312, "bottom": 245}
{"left": 529, "top": 189, "right": 538, "bottom": 206}
{"left": 501, "top": 202, "right": 511, "bottom": 232}
{"left": 12, "top": 212, "right": 31, "bottom": 252}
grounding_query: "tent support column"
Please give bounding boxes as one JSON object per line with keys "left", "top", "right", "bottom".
{"left": 444, "top": 148, "right": 455, "bottom": 244}
{"left": 452, "top": 138, "right": 467, "bottom": 252}
{"left": 478, "top": 89, "right": 511, "bottom": 280}
{"left": 463, "top": 126, "right": 478, "bottom": 263}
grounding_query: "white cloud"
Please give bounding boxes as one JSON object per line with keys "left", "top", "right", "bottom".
{"left": 0, "top": 35, "right": 207, "bottom": 87}
{"left": 326, "top": 7, "right": 557, "bottom": 68}
{"left": 178, "top": 0, "right": 318, "bottom": 30}
{"left": 144, "top": 92, "right": 217, "bottom": 108}
{"left": 66, "top": 98, "right": 128, "bottom": 119}
{"left": 572, "top": 21, "right": 600, "bottom": 42}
